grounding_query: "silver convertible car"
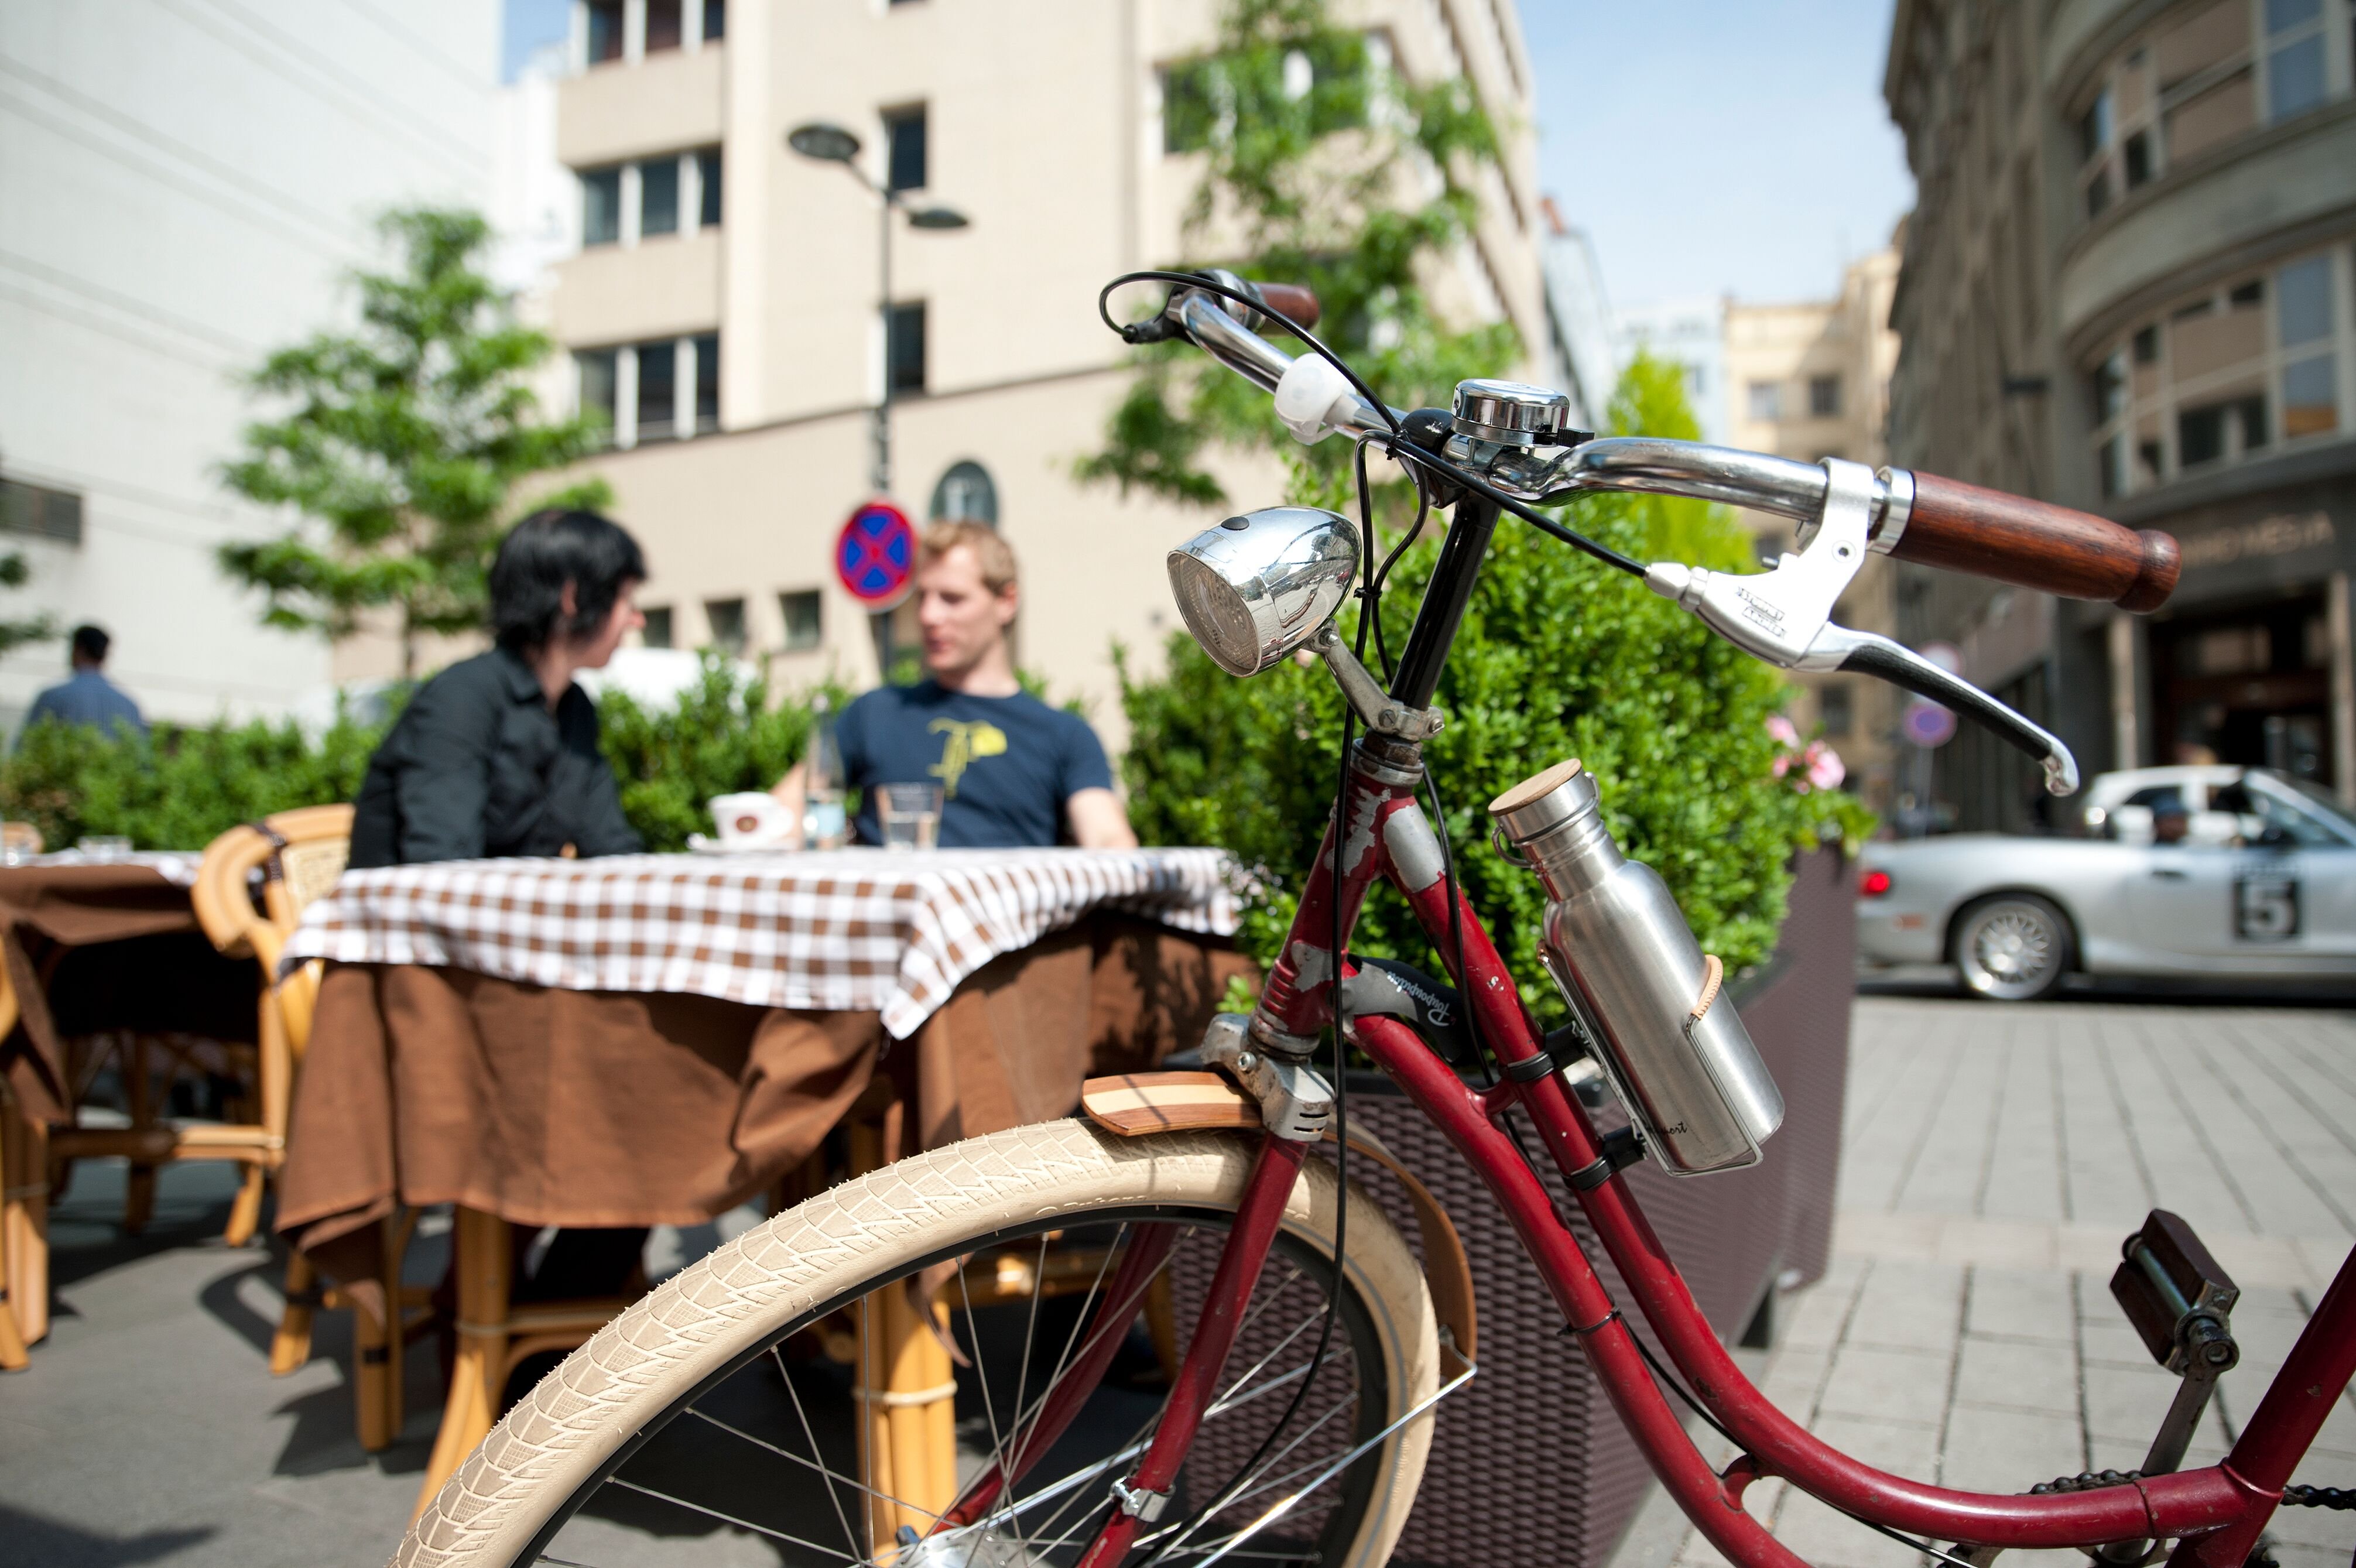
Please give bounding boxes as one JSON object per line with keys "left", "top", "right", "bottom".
{"left": 1856, "top": 765, "right": 2356, "bottom": 1000}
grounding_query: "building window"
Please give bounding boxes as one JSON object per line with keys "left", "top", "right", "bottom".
{"left": 884, "top": 104, "right": 927, "bottom": 193}
{"left": 779, "top": 590, "right": 823, "bottom": 652}
{"left": 1808, "top": 375, "right": 1841, "bottom": 417}
{"left": 1161, "top": 39, "right": 1364, "bottom": 156}
{"left": 2278, "top": 254, "right": 2338, "bottom": 436}
{"left": 639, "top": 156, "right": 680, "bottom": 238}
{"left": 1819, "top": 682, "right": 1854, "bottom": 739}
{"left": 0, "top": 475, "right": 84, "bottom": 545}
{"left": 2084, "top": 246, "right": 2350, "bottom": 494}
{"left": 577, "top": 348, "right": 618, "bottom": 443}
{"left": 889, "top": 302, "right": 927, "bottom": 394}
{"left": 586, "top": 0, "right": 622, "bottom": 63}
{"left": 1746, "top": 380, "right": 1782, "bottom": 422}
{"left": 693, "top": 334, "right": 720, "bottom": 433}
{"left": 697, "top": 148, "right": 722, "bottom": 227}
{"left": 2178, "top": 394, "right": 2268, "bottom": 465}
{"left": 2123, "top": 128, "right": 2154, "bottom": 189}
{"left": 1162, "top": 61, "right": 1219, "bottom": 153}
{"left": 2265, "top": 0, "right": 2328, "bottom": 120}
{"left": 703, "top": 598, "right": 746, "bottom": 654}
{"left": 645, "top": 0, "right": 683, "bottom": 53}
{"left": 636, "top": 339, "right": 678, "bottom": 441}
{"left": 702, "top": 0, "right": 725, "bottom": 42}
{"left": 929, "top": 460, "right": 997, "bottom": 525}
{"left": 581, "top": 167, "right": 621, "bottom": 246}
{"left": 641, "top": 606, "right": 674, "bottom": 649}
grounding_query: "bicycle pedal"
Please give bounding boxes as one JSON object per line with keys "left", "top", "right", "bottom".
{"left": 2110, "top": 1210, "right": 2242, "bottom": 1486}
{"left": 2110, "top": 1209, "right": 2239, "bottom": 1375}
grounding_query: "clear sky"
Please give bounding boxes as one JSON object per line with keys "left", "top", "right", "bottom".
{"left": 1521, "top": 3, "right": 1916, "bottom": 310}
{"left": 499, "top": 0, "right": 1916, "bottom": 310}
{"left": 503, "top": 0, "right": 567, "bottom": 82}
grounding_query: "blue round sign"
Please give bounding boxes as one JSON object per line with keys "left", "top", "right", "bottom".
{"left": 836, "top": 500, "right": 916, "bottom": 607}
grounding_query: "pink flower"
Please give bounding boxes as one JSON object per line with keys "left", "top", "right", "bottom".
{"left": 1765, "top": 715, "right": 1800, "bottom": 747}
{"left": 1806, "top": 741, "right": 1845, "bottom": 790}
{"left": 1771, "top": 751, "right": 1793, "bottom": 779}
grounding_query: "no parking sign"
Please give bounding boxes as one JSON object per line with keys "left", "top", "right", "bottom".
{"left": 835, "top": 500, "right": 916, "bottom": 607}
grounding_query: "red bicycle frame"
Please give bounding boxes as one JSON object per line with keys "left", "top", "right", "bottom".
{"left": 1098, "top": 747, "right": 2356, "bottom": 1568}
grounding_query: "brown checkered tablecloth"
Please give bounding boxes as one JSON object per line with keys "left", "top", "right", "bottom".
{"left": 281, "top": 847, "right": 1242, "bottom": 1038}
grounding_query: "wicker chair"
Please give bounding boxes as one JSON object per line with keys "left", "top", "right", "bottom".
{"left": 178, "top": 805, "right": 422, "bottom": 1449}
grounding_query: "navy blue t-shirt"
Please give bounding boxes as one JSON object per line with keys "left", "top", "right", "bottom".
{"left": 835, "top": 682, "right": 1115, "bottom": 848}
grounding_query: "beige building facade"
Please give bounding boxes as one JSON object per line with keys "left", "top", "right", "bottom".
{"left": 1723, "top": 246, "right": 1905, "bottom": 809}
{"left": 522, "top": 0, "right": 1545, "bottom": 752}
{"left": 1886, "top": 0, "right": 2356, "bottom": 830}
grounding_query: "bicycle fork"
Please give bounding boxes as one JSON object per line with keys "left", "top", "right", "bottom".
{"left": 1075, "top": 1133, "right": 1311, "bottom": 1568}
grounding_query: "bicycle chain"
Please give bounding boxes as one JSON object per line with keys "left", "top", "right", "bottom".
{"left": 2283, "top": 1484, "right": 2354, "bottom": 1510}
{"left": 2032, "top": 1474, "right": 2350, "bottom": 1510}
{"left": 2031, "top": 1470, "right": 2142, "bottom": 1495}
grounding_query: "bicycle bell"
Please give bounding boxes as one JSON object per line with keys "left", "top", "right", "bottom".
{"left": 1451, "top": 379, "right": 1573, "bottom": 447}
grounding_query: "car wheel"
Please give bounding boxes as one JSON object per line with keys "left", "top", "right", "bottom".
{"left": 1950, "top": 893, "right": 2073, "bottom": 1002}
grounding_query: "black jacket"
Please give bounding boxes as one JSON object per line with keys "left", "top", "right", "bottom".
{"left": 348, "top": 648, "right": 643, "bottom": 868}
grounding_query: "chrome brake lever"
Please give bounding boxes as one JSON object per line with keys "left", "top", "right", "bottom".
{"left": 1801, "top": 625, "right": 2078, "bottom": 795}
{"left": 1643, "top": 456, "right": 2080, "bottom": 796}
{"left": 1643, "top": 456, "right": 1876, "bottom": 664}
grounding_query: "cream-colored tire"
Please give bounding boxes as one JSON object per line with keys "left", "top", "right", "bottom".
{"left": 398, "top": 1118, "right": 1438, "bottom": 1568}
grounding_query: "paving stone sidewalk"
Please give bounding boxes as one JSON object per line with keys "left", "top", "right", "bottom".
{"left": 1642, "top": 997, "right": 2356, "bottom": 1568}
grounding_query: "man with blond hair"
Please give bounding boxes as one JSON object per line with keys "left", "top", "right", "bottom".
{"left": 773, "top": 522, "right": 1136, "bottom": 849}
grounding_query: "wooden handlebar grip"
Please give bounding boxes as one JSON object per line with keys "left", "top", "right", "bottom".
{"left": 1255, "top": 283, "right": 1321, "bottom": 333}
{"left": 1892, "top": 471, "right": 2181, "bottom": 612}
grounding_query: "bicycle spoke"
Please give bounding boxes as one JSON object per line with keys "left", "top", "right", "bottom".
{"left": 948, "top": 1224, "right": 1189, "bottom": 1526}
{"left": 603, "top": 1475, "right": 868, "bottom": 1564}
{"left": 954, "top": 1247, "right": 1015, "bottom": 1502}
{"left": 684, "top": 1405, "right": 944, "bottom": 1525}
{"left": 1002, "top": 1220, "right": 1132, "bottom": 1479}
{"left": 770, "top": 1343, "right": 862, "bottom": 1555}
{"left": 1135, "top": 1394, "right": 1357, "bottom": 1561}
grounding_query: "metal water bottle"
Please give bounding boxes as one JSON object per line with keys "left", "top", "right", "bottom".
{"left": 1489, "top": 760, "right": 1784, "bottom": 1175}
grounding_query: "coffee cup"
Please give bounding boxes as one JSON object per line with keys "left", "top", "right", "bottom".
{"left": 709, "top": 792, "right": 793, "bottom": 848}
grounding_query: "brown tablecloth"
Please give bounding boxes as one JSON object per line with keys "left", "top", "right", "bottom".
{"left": 0, "top": 863, "right": 260, "bottom": 1122}
{"left": 277, "top": 912, "right": 1255, "bottom": 1285}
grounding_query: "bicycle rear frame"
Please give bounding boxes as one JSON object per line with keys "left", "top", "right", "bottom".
{"left": 1153, "top": 727, "right": 2356, "bottom": 1568}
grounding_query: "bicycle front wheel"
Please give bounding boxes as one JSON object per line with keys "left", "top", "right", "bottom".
{"left": 399, "top": 1119, "right": 1439, "bottom": 1568}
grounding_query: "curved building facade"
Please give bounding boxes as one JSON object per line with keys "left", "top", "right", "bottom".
{"left": 1886, "top": 0, "right": 2356, "bottom": 830}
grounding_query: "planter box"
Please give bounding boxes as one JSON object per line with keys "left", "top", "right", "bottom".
{"left": 1172, "top": 847, "right": 1855, "bottom": 1567}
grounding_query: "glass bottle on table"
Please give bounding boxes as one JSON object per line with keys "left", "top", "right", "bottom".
{"left": 803, "top": 696, "right": 848, "bottom": 850}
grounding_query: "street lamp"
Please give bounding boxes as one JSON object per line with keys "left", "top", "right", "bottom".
{"left": 787, "top": 120, "right": 969, "bottom": 498}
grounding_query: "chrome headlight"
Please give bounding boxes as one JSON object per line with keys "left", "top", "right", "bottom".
{"left": 1166, "top": 507, "right": 1360, "bottom": 677}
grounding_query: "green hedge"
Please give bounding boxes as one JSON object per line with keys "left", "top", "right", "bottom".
{"left": 1117, "top": 357, "right": 1872, "bottom": 1008}
{"left": 0, "top": 654, "right": 836, "bottom": 857}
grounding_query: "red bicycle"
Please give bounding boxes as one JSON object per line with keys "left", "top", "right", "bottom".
{"left": 399, "top": 276, "right": 2351, "bottom": 1568}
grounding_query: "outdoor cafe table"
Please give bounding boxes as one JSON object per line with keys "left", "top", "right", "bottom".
{"left": 272, "top": 845, "right": 1252, "bottom": 1484}
{"left": 272, "top": 844, "right": 1251, "bottom": 1502}
{"left": 0, "top": 851, "right": 265, "bottom": 1363}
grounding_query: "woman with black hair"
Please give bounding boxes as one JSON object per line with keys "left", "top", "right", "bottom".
{"left": 349, "top": 509, "right": 648, "bottom": 869}
{"left": 347, "top": 509, "right": 654, "bottom": 1308}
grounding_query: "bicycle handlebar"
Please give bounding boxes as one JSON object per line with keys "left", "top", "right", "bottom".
{"left": 1892, "top": 471, "right": 2180, "bottom": 612}
{"left": 1170, "top": 278, "right": 2180, "bottom": 614}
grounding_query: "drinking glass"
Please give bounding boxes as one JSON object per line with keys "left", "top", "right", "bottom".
{"left": 78, "top": 834, "right": 132, "bottom": 862}
{"left": 875, "top": 783, "right": 944, "bottom": 851}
